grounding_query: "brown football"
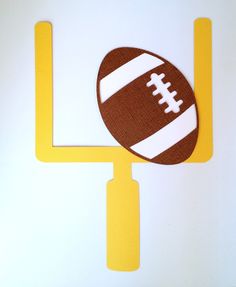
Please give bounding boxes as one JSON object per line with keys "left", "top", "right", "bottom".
{"left": 97, "top": 47, "right": 199, "bottom": 164}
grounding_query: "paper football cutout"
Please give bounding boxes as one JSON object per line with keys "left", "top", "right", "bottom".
{"left": 97, "top": 47, "right": 199, "bottom": 164}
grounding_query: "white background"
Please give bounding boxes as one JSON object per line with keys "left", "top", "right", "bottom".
{"left": 0, "top": 0, "right": 236, "bottom": 286}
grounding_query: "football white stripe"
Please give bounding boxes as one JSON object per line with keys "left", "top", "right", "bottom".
{"left": 130, "top": 105, "right": 197, "bottom": 159}
{"left": 100, "top": 53, "right": 164, "bottom": 103}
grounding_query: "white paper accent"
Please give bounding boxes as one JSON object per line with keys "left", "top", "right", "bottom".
{"left": 146, "top": 73, "right": 183, "bottom": 113}
{"left": 100, "top": 53, "right": 164, "bottom": 103}
{"left": 130, "top": 104, "right": 197, "bottom": 159}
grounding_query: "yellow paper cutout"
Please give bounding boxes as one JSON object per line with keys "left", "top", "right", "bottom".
{"left": 187, "top": 18, "right": 213, "bottom": 162}
{"left": 35, "top": 18, "right": 213, "bottom": 271}
{"left": 107, "top": 161, "right": 140, "bottom": 271}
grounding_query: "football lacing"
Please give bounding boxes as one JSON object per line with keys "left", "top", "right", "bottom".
{"left": 146, "top": 73, "right": 183, "bottom": 113}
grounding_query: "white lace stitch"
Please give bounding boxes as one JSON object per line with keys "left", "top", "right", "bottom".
{"left": 146, "top": 73, "right": 183, "bottom": 113}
